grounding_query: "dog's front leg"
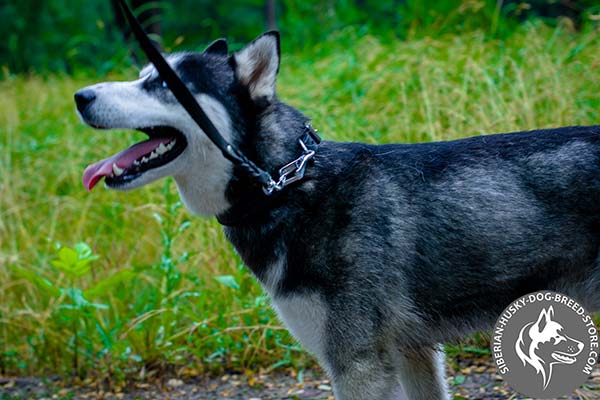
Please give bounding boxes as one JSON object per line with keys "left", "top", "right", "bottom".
{"left": 329, "top": 355, "right": 405, "bottom": 400}
{"left": 327, "top": 346, "right": 448, "bottom": 400}
{"left": 396, "top": 345, "right": 449, "bottom": 400}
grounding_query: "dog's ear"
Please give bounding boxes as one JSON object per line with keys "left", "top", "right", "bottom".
{"left": 231, "top": 31, "right": 280, "bottom": 101}
{"left": 204, "top": 39, "right": 228, "bottom": 56}
{"left": 534, "top": 307, "right": 551, "bottom": 333}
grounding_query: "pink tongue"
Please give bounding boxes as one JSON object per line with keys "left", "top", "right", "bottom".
{"left": 83, "top": 138, "right": 172, "bottom": 191}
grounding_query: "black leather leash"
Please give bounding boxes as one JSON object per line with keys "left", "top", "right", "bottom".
{"left": 116, "top": 0, "right": 323, "bottom": 195}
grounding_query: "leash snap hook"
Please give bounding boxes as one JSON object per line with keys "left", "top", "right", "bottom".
{"left": 262, "top": 138, "right": 316, "bottom": 195}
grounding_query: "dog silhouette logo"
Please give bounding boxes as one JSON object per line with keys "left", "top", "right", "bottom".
{"left": 492, "top": 291, "right": 598, "bottom": 398}
{"left": 515, "top": 306, "right": 584, "bottom": 389}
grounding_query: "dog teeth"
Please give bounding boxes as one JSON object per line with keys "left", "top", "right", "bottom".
{"left": 133, "top": 140, "right": 178, "bottom": 167}
{"left": 112, "top": 163, "right": 124, "bottom": 176}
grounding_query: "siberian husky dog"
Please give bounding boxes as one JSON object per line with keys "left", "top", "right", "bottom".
{"left": 75, "top": 32, "right": 600, "bottom": 400}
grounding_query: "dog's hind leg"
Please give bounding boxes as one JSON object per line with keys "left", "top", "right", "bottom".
{"left": 396, "top": 345, "right": 449, "bottom": 400}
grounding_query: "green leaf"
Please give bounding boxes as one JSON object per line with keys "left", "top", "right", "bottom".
{"left": 62, "top": 287, "right": 108, "bottom": 310}
{"left": 56, "top": 247, "right": 78, "bottom": 268}
{"left": 177, "top": 252, "right": 189, "bottom": 264}
{"left": 51, "top": 243, "right": 98, "bottom": 277}
{"left": 451, "top": 374, "right": 466, "bottom": 386}
{"left": 89, "top": 302, "right": 109, "bottom": 310}
{"left": 84, "top": 269, "right": 136, "bottom": 299}
{"left": 178, "top": 291, "right": 200, "bottom": 299}
{"left": 63, "top": 287, "right": 89, "bottom": 308}
{"left": 269, "top": 359, "right": 291, "bottom": 369}
{"left": 254, "top": 294, "right": 268, "bottom": 307}
{"left": 74, "top": 242, "right": 93, "bottom": 259}
{"left": 71, "top": 259, "right": 92, "bottom": 277}
{"left": 10, "top": 266, "right": 60, "bottom": 298}
{"left": 152, "top": 212, "right": 163, "bottom": 224}
{"left": 461, "top": 345, "right": 491, "bottom": 355}
{"left": 74, "top": 243, "right": 99, "bottom": 265}
{"left": 50, "top": 259, "right": 69, "bottom": 271}
{"left": 178, "top": 221, "right": 191, "bottom": 233}
{"left": 214, "top": 275, "right": 240, "bottom": 290}
{"left": 95, "top": 322, "right": 113, "bottom": 351}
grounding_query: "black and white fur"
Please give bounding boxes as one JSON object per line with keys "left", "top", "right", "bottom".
{"left": 75, "top": 32, "right": 600, "bottom": 399}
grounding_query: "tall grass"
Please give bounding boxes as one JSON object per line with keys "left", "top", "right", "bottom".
{"left": 1, "top": 23, "right": 599, "bottom": 381}
{"left": 4, "top": 0, "right": 599, "bottom": 74}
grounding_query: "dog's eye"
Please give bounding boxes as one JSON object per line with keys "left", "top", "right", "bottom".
{"left": 554, "top": 336, "right": 564, "bottom": 344}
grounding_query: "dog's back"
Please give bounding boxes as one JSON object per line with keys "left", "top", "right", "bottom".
{"left": 374, "top": 126, "right": 600, "bottom": 333}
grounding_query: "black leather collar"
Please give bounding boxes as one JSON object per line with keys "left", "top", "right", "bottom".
{"left": 217, "top": 125, "right": 321, "bottom": 227}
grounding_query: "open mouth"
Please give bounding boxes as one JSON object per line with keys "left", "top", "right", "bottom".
{"left": 82, "top": 126, "right": 187, "bottom": 190}
{"left": 551, "top": 351, "right": 578, "bottom": 364}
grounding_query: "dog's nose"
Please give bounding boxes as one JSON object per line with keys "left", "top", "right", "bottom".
{"left": 74, "top": 89, "right": 96, "bottom": 112}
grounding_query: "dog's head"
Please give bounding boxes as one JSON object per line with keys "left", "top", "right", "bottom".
{"left": 75, "top": 32, "right": 281, "bottom": 216}
{"left": 515, "top": 306, "right": 584, "bottom": 388}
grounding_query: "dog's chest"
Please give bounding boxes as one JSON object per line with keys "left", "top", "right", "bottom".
{"left": 271, "top": 293, "right": 328, "bottom": 362}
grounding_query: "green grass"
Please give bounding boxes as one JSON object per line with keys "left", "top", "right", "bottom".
{"left": 1, "top": 22, "right": 600, "bottom": 382}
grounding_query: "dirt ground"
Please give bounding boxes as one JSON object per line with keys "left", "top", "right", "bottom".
{"left": 1, "top": 357, "right": 599, "bottom": 400}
